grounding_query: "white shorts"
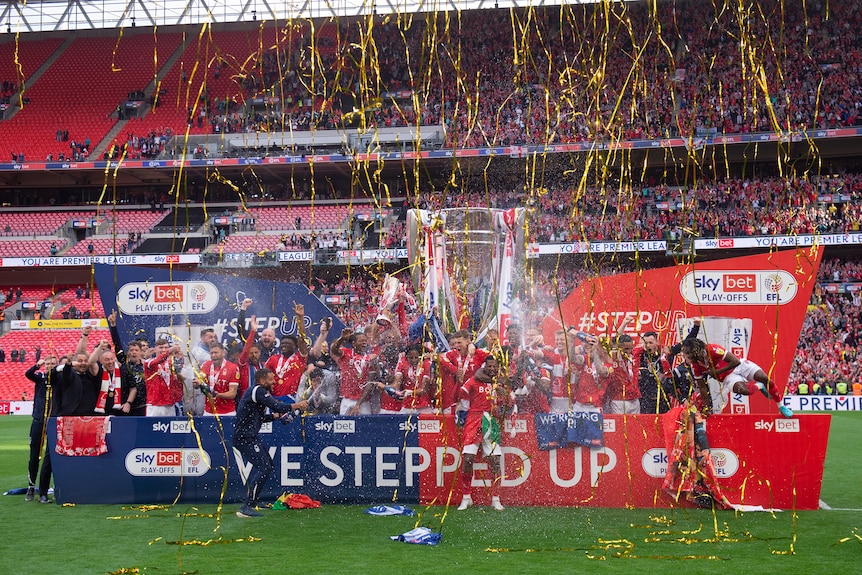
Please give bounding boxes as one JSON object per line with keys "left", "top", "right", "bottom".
{"left": 606, "top": 399, "right": 640, "bottom": 415}
{"left": 723, "top": 359, "right": 762, "bottom": 389}
{"left": 462, "top": 439, "right": 502, "bottom": 458}
{"left": 146, "top": 404, "right": 177, "bottom": 417}
{"left": 340, "top": 397, "right": 372, "bottom": 415}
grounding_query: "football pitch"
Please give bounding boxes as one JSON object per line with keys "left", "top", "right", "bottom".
{"left": 1, "top": 413, "right": 860, "bottom": 575}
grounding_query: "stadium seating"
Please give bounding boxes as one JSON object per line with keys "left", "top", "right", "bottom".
{"left": 64, "top": 237, "right": 131, "bottom": 256}
{"left": 100, "top": 209, "right": 171, "bottom": 235}
{"left": 206, "top": 232, "right": 282, "bottom": 254}
{"left": 0, "top": 329, "right": 111, "bottom": 401}
{"left": 0, "top": 239, "right": 67, "bottom": 257}
{"left": 116, "top": 26, "right": 283, "bottom": 146}
{"left": 0, "top": 210, "right": 96, "bottom": 236}
{"left": 248, "top": 204, "right": 360, "bottom": 231}
{"left": 0, "top": 33, "right": 181, "bottom": 163}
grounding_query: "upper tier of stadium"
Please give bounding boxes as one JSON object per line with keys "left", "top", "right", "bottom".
{"left": 1, "top": 0, "right": 860, "bottom": 164}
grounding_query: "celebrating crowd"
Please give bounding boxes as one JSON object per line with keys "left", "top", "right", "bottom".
{"left": 131, "top": 0, "right": 862, "bottom": 147}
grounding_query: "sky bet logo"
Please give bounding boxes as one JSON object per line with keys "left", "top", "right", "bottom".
{"left": 118, "top": 280, "right": 219, "bottom": 315}
{"left": 680, "top": 270, "right": 797, "bottom": 305}
{"left": 314, "top": 420, "right": 356, "bottom": 433}
{"left": 124, "top": 448, "right": 210, "bottom": 476}
{"left": 126, "top": 285, "right": 184, "bottom": 301}
{"left": 722, "top": 274, "right": 756, "bottom": 292}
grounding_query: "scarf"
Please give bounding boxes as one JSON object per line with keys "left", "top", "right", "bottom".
{"left": 95, "top": 366, "right": 122, "bottom": 413}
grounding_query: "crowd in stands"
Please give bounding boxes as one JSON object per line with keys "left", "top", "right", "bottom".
{"left": 113, "top": 129, "right": 173, "bottom": 160}
{"left": 6, "top": 0, "right": 862, "bottom": 158}
{"left": 791, "top": 258, "right": 862, "bottom": 395}
{"left": 199, "top": 0, "right": 862, "bottom": 147}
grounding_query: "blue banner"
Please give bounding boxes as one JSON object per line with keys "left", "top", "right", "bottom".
{"left": 93, "top": 263, "right": 345, "bottom": 348}
{"left": 534, "top": 410, "right": 604, "bottom": 450}
{"left": 48, "top": 416, "right": 420, "bottom": 505}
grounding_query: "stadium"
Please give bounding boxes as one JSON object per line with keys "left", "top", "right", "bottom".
{"left": 0, "top": 0, "right": 861, "bottom": 573}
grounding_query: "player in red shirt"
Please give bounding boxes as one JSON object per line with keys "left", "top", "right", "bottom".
{"left": 331, "top": 327, "right": 379, "bottom": 415}
{"left": 199, "top": 342, "right": 241, "bottom": 416}
{"left": 263, "top": 302, "right": 308, "bottom": 399}
{"left": 549, "top": 329, "right": 573, "bottom": 413}
{"left": 681, "top": 338, "right": 792, "bottom": 418}
{"left": 143, "top": 339, "right": 185, "bottom": 416}
{"left": 455, "top": 355, "right": 510, "bottom": 512}
{"left": 602, "top": 334, "right": 640, "bottom": 414}
{"left": 395, "top": 344, "right": 433, "bottom": 414}
{"left": 438, "top": 330, "right": 488, "bottom": 414}
{"left": 571, "top": 333, "right": 611, "bottom": 411}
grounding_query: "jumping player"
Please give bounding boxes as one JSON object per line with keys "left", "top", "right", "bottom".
{"left": 680, "top": 338, "right": 792, "bottom": 418}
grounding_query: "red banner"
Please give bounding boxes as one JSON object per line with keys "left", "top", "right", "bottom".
{"left": 417, "top": 414, "right": 830, "bottom": 510}
{"left": 545, "top": 248, "right": 823, "bottom": 414}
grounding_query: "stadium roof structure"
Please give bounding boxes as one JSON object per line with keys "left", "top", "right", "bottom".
{"left": 0, "top": 0, "right": 572, "bottom": 34}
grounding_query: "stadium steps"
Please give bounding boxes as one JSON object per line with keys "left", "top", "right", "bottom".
{"left": 93, "top": 37, "right": 190, "bottom": 159}
{"left": 2, "top": 36, "right": 72, "bottom": 122}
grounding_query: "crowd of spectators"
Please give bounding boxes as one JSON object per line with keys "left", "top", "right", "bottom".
{"left": 8, "top": 0, "right": 855, "bottom": 154}
{"left": 791, "top": 257, "right": 862, "bottom": 394}
{"left": 401, "top": 172, "right": 862, "bottom": 247}
{"left": 207, "top": 0, "right": 862, "bottom": 148}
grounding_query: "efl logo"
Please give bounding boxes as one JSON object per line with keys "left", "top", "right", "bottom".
{"left": 718, "top": 238, "right": 735, "bottom": 248}
{"left": 418, "top": 420, "right": 441, "bottom": 434}
{"left": 723, "top": 274, "right": 756, "bottom": 292}
{"left": 776, "top": 419, "right": 800, "bottom": 433}
{"left": 157, "top": 451, "right": 183, "bottom": 466}
{"left": 710, "top": 449, "right": 740, "bottom": 477}
{"left": 334, "top": 420, "right": 355, "bottom": 434}
{"left": 154, "top": 285, "right": 183, "bottom": 302}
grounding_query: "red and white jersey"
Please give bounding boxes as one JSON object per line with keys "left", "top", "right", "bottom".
{"left": 459, "top": 375, "right": 506, "bottom": 415}
{"left": 688, "top": 344, "right": 733, "bottom": 382}
{"left": 547, "top": 348, "right": 568, "bottom": 398}
{"left": 144, "top": 351, "right": 184, "bottom": 406}
{"left": 265, "top": 352, "right": 307, "bottom": 397}
{"left": 438, "top": 348, "right": 488, "bottom": 411}
{"left": 337, "top": 348, "right": 377, "bottom": 400}
{"left": 602, "top": 355, "right": 640, "bottom": 401}
{"left": 200, "top": 360, "right": 240, "bottom": 414}
{"left": 572, "top": 358, "right": 608, "bottom": 407}
{"left": 397, "top": 356, "right": 432, "bottom": 410}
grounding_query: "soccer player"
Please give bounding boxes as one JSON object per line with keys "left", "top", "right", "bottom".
{"left": 455, "top": 355, "right": 509, "bottom": 512}
{"left": 143, "top": 339, "right": 185, "bottom": 416}
{"left": 680, "top": 338, "right": 793, "bottom": 418}
{"left": 331, "top": 327, "right": 379, "bottom": 415}
{"left": 570, "top": 334, "right": 610, "bottom": 412}
{"left": 602, "top": 334, "right": 640, "bottom": 414}
{"left": 264, "top": 302, "right": 308, "bottom": 400}
{"left": 438, "top": 329, "right": 488, "bottom": 414}
{"left": 232, "top": 368, "right": 306, "bottom": 518}
{"left": 395, "top": 344, "right": 433, "bottom": 414}
{"left": 198, "top": 342, "right": 241, "bottom": 416}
